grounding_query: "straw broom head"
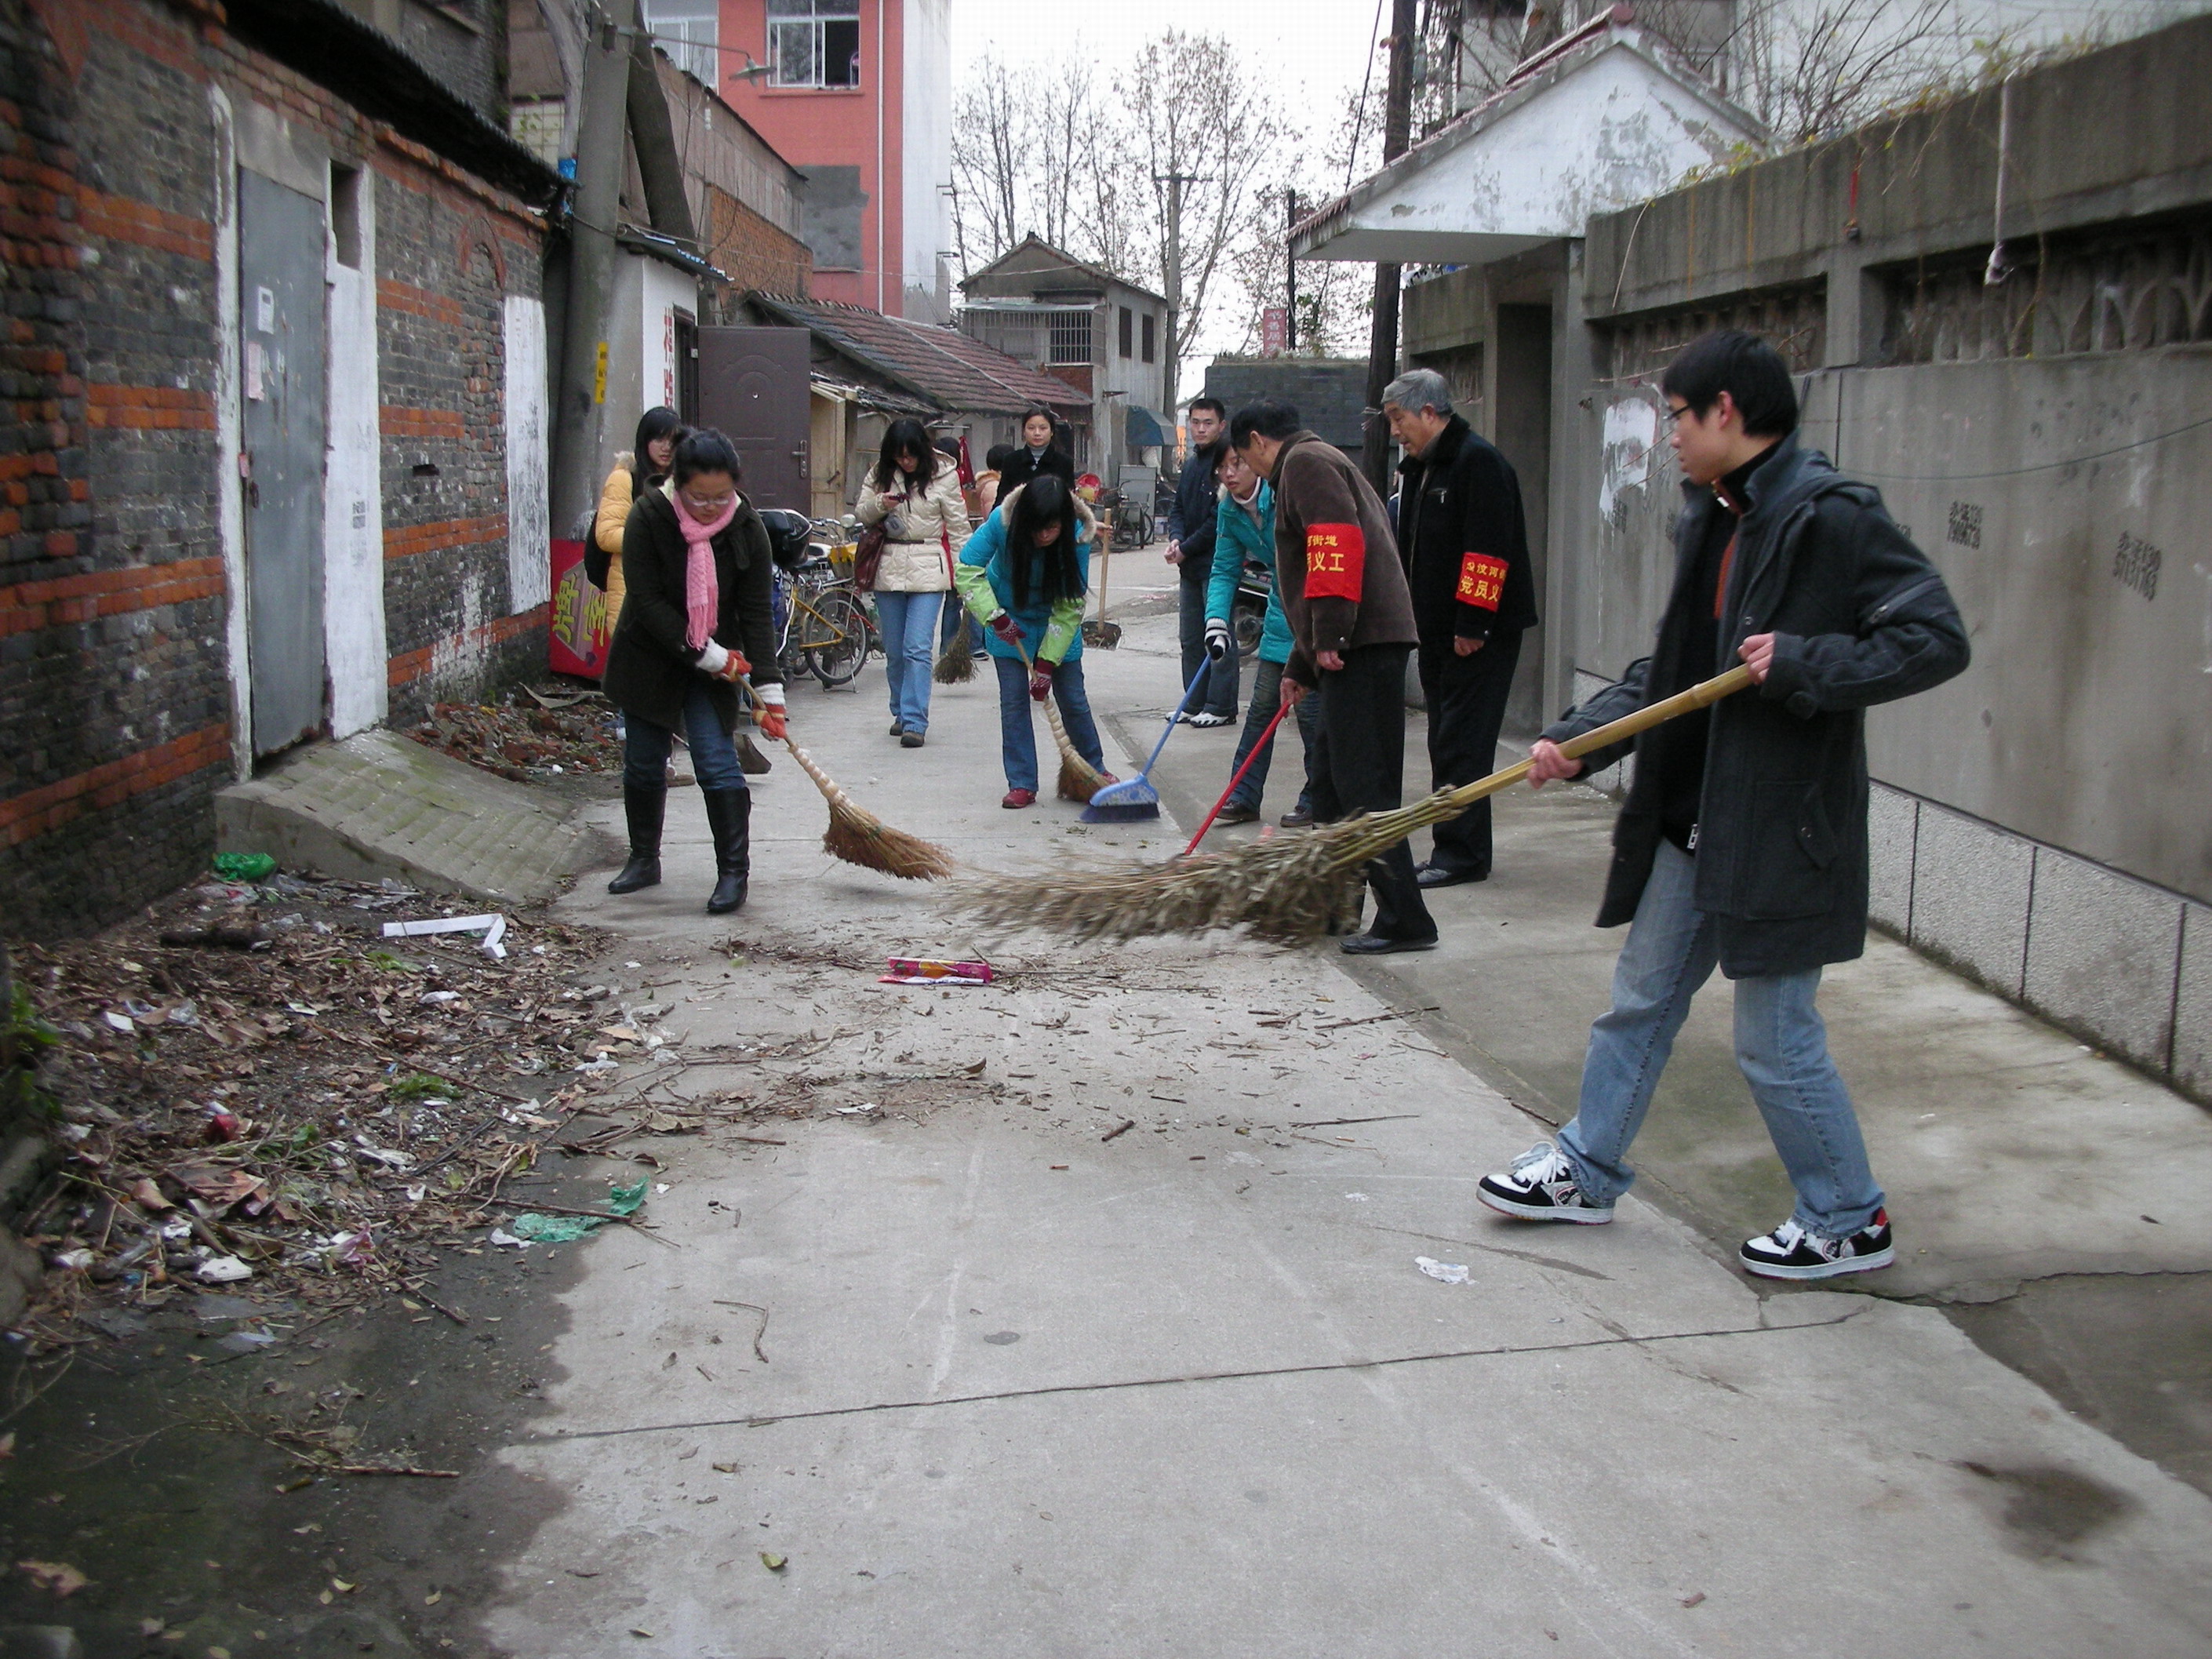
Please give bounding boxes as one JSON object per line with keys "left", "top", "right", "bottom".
{"left": 1039, "top": 687, "right": 1107, "bottom": 800}
{"left": 933, "top": 626, "right": 975, "bottom": 683}
{"left": 780, "top": 735, "right": 957, "bottom": 882}
{"left": 949, "top": 825, "right": 1368, "bottom": 946}
{"left": 948, "top": 664, "right": 1761, "bottom": 942}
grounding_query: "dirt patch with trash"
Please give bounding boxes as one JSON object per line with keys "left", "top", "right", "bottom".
{"left": 403, "top": 682, "right": 622, "bottom": 784}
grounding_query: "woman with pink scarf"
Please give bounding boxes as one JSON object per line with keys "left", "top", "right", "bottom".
{"left": 600, "top": 430, "right": 784, "bottom": 914}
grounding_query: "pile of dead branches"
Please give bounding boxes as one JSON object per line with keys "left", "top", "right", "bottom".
{"left": 406, "top": 683, "right": 620, "bottom": 781}
{"left": 5, "top": 871, "right": 657, "bottom": 1344}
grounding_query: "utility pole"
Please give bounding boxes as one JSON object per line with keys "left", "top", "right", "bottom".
{"left": 1360, "top": 0, "right": 1418, "bottom": 493}
{"left": 551, "top": 1, "right": 632, "bottom": 540}
{"left": 1154, "top": 168, "right": 1202, "bottom": 421}
{"left": 1286, "top": 188, "right": 1298, "bottom": 353}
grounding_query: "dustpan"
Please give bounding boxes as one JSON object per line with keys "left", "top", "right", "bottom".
{"left": 1081, "top": 661, "right": 1213, "bottom": 823}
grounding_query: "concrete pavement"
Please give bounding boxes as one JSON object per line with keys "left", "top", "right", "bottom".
{"left": 484, "top": 606, "right": 2212, "bottom": 1655}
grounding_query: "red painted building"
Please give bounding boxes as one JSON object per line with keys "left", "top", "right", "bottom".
{"left": 647, "top": 0, "right": 951, "bottom": 319}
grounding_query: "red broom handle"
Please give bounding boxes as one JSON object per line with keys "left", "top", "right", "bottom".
{"left": 1182, "top": 700, "right": 1292, "bottom": 857}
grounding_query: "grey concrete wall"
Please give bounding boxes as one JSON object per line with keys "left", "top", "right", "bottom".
{"left": 1539, "top": 13, "right": 2212, "bottom": 1104}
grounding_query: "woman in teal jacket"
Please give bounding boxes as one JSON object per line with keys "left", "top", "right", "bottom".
{"left": 955, "top": 475, "right": 1113, "bottom": 809}
{"left": 1204, "top": 446, "right": 1319, "bottom": 826}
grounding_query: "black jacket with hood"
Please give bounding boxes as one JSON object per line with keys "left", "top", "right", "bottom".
{"left": 1545, "top": 431, "right": 1969, "bottom": 977}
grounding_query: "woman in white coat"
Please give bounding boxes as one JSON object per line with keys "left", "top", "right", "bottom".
{"left": 856, "top": 419, "right": 970, "bottom": 747}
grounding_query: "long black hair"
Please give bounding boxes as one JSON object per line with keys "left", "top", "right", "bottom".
{"left": 872, "top": 417, "right": 936, "bottom": 490}
{"left": 634, "top": 406, "right": 685, "bottom": 484}
{"left": 1005, "top": 475, "right": 1084, "bottom": 608}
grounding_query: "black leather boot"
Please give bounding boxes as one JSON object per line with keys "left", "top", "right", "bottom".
{"left": 702, "top": 787, "right": 751, "bottom": 914}
{"left": 606, "top": 780, "right": 665, "bottom": 894}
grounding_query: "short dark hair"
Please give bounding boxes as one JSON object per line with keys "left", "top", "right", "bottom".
{"left": 933, "top": 435, "right": 962, "bottom": 459}
{"left": 1019, "top": 405, "right": 1060, "bottom": 438}
{"left": 1188, "top": 395, "right": 1226, "bottom": 420}
{"left": 1660, "top": 330, "right": 1799, "bottom": 437}
{"left": 671, "top": 427, "right": 742, "bottom": 485}
{"left": 984, "top": 443, "right": 1017, "bottom": 471}
{"left": 1229, "top": 399, "right": 1301, "bottom": 448}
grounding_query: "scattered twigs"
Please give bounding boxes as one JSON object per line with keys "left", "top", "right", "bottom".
{"left": 1101, "top": 1119, "right": 1135, "bottom": 1142}
{"left": 712, "top": 1299, "right": 770, "bottom": 1362}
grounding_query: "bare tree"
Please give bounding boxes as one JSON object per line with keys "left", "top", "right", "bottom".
{"left": 951, "top": 56, "right": 1024, "bottom": 267}
{"left": 1105, "top": 31, "right": 1288, "bottom": 395}
{"left": 1222, "top": 96, "right": 1385, "bottom": 358}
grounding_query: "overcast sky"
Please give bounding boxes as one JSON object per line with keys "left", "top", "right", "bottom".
{"left": 948, "top": 0, "right": 1388, "bottom": 131}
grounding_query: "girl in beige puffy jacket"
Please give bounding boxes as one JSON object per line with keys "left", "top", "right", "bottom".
{"left": 856, "top": 419, "right": 970, "bottom": 745}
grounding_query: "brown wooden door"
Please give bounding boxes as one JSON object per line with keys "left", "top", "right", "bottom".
{"left": 697, "top": 326, "right": 810, "bottom": 513}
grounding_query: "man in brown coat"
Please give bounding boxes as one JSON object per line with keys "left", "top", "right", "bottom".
{"left": 1231, "top": 399, "right": 1436, "bottom": 954}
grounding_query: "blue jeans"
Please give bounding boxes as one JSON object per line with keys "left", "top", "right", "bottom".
{"left": 875, "top": 588, "right": 944, "bottom": 735}
{"left": 993, "top": 654, "right": 1104, "bottom": 792}
{"left": 1228, "top": 657, "right": 1319, "bottom": 812}
{"left": 623, "top": 682, "right": 745, "bottom": 792}
{"left": 1557, "top": 841, "right": 1884, "bottom": 1238}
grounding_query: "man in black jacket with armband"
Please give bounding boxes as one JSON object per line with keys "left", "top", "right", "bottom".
{"left": 1382, "top": 368, "right": 1538, "bottom": 887}
{"left": 1475, "top": 330, "right": 1970, "bottom": 1281}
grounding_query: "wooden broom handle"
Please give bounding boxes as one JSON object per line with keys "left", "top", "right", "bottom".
{"left": 1435, "top": 664, "right": 1756, "bottom": 813}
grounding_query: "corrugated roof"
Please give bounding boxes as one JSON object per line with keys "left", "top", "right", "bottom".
{"left": 747, "top": 293, "right": 1090, "bottom": 417}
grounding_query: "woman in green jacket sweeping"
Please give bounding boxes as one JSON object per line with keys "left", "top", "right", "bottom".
{"left": 954, "top": 475, "right": 1111, "bottom": 809}
{"left": 1203, "top": 444, "right": 1319, "bottom": 827}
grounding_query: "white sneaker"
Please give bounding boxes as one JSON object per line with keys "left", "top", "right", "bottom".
{"left": 1475, "top": 1143, "right": 1614, "bottom": 1224}
{"left": 1740, "top": 1210, "right": 1894, "bottom": 1279}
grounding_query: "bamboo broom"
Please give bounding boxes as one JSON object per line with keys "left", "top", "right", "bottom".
{"left": 738, "top": 681, "right": 955, "bottom": 881}
{"left": 1008, "top": 638, "right": 1108, "bottom": 802}
{"left": 950, "top": 665, "right": 1755, "bottom": 943}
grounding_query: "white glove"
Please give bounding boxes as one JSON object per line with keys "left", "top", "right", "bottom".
{"left": 1204, "top": 620, "right": 1232, "bottom": 662}
{"left": 755, "top": 680, "right": 786, "bottom": 708}
{"left": 695, "top": 640, "right": 731, "bottom": 676}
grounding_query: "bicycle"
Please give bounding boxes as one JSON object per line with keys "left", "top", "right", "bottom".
{"left": 772, "top": 548, "right": 871, "bottom": 689}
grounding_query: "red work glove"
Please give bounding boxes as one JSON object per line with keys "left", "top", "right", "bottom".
{"left": 756, "top": 682, "right": 787, "bottom": 742}
{"left": 1028, "top": 660, "right": 1056, "bottom": 702}
{"left": 989, "top": 613, "right": 1023, "bottom": 649}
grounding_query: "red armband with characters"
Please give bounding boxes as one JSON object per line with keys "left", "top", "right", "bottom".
{"left": 1457, "top": 551, "right": 1508, "bottom": 611}
{"left": 1305, "top": 523, "right": 1365, "bottom": 601}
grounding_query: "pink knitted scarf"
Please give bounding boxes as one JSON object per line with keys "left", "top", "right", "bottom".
{"left": 676, "top": 493, "right": 738, "bottom": 651}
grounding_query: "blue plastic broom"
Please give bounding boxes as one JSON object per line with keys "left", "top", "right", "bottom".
{"left": 1080, "top": 661, "right": 1213, "bottom": 823}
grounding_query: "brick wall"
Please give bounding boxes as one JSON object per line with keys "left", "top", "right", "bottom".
{"left": 701, "top": 184, "right": 811, "bottom": 308}
{"left": 372, "top": 134, "right": 545, "bottom": 722}
{"left": 1, "top": 0, "right": 548, "bottom": 937}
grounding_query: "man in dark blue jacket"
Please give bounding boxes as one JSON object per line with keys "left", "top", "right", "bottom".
{"left": 1476, "top": 331, "right": 1970, "bottom": 1281}
{"left": 1166, "top": 396, "right": 1236, "bottom": 725}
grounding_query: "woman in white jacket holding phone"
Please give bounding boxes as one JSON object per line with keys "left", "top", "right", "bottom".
{"left": 856, "top": 418, "right": 970, "bottom": 748}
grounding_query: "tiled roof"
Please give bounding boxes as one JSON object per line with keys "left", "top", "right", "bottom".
{"left": 747, "top": 293, "right": 1089, "bottom": 417}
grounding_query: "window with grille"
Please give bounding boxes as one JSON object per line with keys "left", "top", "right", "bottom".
{"left": 1141, "top": 313, "right": 1157, "bottom": 363}
{"left": 1048, "top": 310, "right": 1092, "bottom": 366}
{"left": 769, "top": 0, "right": 860, "bottom": 88}
{"left": 1119, "top": 306, "right": 1133, "bottom": 358}
{"left": 645, "top": 0, "right": 719, "bottom": 87}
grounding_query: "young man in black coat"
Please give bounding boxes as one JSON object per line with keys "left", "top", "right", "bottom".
{"left": 1382, "top": 368, "right": 1537, "bottom": 886}
{"left": 1476, "top": 331, "right": 1970, "bottom": 1281}
{"left": 1167, "top": 395, "right": 1236, "bottom": 725}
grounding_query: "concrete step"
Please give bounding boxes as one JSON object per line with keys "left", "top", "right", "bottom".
{"left": 215, "top": 729, "right": 608, "bottom": 905}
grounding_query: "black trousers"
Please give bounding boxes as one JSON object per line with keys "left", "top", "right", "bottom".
{"left": 1308, "top": 642, "right": 1435, "bottom": 942}
{"left": 1178, "top": 561, "right": 1239, "bottom": 719}
{"left": 1417, "top": 627, "right": 1524, "bottom": 877}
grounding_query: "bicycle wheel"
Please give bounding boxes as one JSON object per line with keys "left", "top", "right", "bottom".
{"left": 804, "top": 589, "right": 870, "bottom": 688}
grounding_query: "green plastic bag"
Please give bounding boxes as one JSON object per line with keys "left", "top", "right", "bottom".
{"left": 509, "top": 1212, "right": 602, "bottom": 1243}
{"left": 606, "top": 1177, "right": 649, "bottom": 1217}
{"left": 213, "top": 853, "right": 277, "bottom": 882}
